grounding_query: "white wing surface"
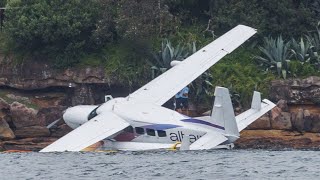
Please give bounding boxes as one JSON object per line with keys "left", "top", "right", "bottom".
{"left": 189, "top": 131, "right": 228, "bottom": 150}
{"left": 40, "top": 111, "right": 129, "bottom": 152}
{"left": 130, "top": 25, "right": 257, "bottom": 105}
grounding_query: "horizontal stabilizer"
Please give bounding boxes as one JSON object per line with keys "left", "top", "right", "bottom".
{"left": 40, "top": 111, "right": 129, "bottom": 152}
{"left": 189, "top": 131, "right": 228, "bottom": 150}
{"left": 236, "top": 99, "right": 276, "bottom": 131}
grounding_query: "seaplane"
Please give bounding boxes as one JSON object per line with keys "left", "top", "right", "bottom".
{"left": 40, "top": 25, "right": 275, "bottom": 152}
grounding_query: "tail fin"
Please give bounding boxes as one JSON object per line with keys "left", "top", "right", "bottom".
{"left": 210, "top": 87, "right": 240, "bottom": 137}
{"left": 236, "top": 91, "right": 276, "bottom": 131}
{"left": 251, "top": 91, "right": 261, "bottom": 110}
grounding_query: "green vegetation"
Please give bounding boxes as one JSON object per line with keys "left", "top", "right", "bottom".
{"left": 0, "top": 90, "right": 39, "bottom": 110}
{"left": 1, "top": 0, "right": 320, "bottom": 109}
{"left": 255, "top": 36, "right": 291, "bottom": 79}
{"left": 208, "top": 49, "right": 276, "bottom": 108}
{"left": 4, "top": 0, "right": 107, "bottom": 67}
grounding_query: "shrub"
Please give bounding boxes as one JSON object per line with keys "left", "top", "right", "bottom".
{"left": 4, "top": 0, "right": 114, "bottom": 67}
{"left": 255, "top": 36, "right": 291, "bottom": 79}
{"left": 188, "top": 48, "right": 276, "bottom": 109}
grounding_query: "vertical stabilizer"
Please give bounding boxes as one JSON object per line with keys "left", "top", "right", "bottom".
{"left": 251, "top": 91, "right": 261, "bottom": 110}
{"left": 210, "top": 87, "right": 239, "bottom": 136}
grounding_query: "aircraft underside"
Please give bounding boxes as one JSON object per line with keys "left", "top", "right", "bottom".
{"left": 83, "top": 140, "right": 235, "bottom": 151}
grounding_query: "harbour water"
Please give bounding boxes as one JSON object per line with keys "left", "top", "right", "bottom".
{"left": 0, "top": 150, "right": 319, "bottom": 180}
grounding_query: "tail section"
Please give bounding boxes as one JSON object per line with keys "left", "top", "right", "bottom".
{"left": 209, "top": 87, "right": 275, "bottom": 135}
{"left": 236, "top": 92, "right": 276, "bottom": 131}
{"left": 210, "top": 87, "right": 240, "bottom": 137}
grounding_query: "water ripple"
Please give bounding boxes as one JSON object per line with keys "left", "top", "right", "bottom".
{"left": 0, "top": 150, "right": 320, "bottom": 180}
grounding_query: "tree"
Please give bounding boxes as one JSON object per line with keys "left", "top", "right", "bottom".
{"left": 208, "top": 0, "right": 318, "bottom": 37}
{"left": 4, "top": 0, "right": 114, "bottom": 66}
{"left": 115, "top": 0, "right": 177, "bottom": 40}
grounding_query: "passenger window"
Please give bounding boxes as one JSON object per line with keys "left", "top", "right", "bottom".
{"left": 135, "top": 127, "right": 145, "bottom": 134}
{"left": 146, "top": 128, "right": 155, "bottom": 136}
{"left": 124, "top": 126, "right": 134, "bottom": 133}
{"left": 157, "top": 130, "right": 167, "bottom": 137}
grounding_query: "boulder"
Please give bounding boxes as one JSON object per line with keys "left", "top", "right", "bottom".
{"left": 247, "top": 114, "right": 271, "bottom": 130}
{"left": 0, "top": 119, "right": 15, "bottom": 140}
{"left": 276, "top": 100, "right": 289, "bottom": 112}
{"left": 10, "top": 102, "right": 39, "bottom": 128}
{"left": 14, "top": 126, "right": 50, "bottom": 138}
{"left": 291, "top": 109, "right": 304, "bottom": 132}
{"left": 36, "top": 106, "right": 67, "bottom": 127}
{"left": 271, "top": 112, "right": 292, "bottom": 130}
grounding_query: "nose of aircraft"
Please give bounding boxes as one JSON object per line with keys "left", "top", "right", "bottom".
{"left": 63, "top": 105, "right": 98, "bottom": 129}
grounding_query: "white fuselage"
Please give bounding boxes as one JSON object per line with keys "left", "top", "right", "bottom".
{"left": 63, "top": 98, "right": 233, "bottom": 151}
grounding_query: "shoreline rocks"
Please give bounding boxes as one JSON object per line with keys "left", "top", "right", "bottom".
{"left": 235, "top": 130, "right": 320, "bottom": 150}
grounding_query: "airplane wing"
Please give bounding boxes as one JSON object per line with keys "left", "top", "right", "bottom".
{"left": 40, "top": 111, "right": 129, "bottom": 152}
{"left": 189, "top": 131, "right": 228, "bottom": 150}
{"left": 130, "top": 25, "right": 257, "bottom": 105}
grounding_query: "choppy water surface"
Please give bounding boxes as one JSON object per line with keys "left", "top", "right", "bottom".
{"left": 0, "top": 150, "right": 319, "bottom": 180}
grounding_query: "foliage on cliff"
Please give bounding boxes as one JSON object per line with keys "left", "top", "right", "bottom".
{"left": 1, "top": 0, "right": 320, "bottom": 108}
{"left": 3, "top": 0, "right": 110, "bottom": 66}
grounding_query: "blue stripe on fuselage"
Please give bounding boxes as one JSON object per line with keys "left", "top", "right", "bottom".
{"left": 181, "top": 119, "right": 225, "bottom": 130}
{"left": 142, "top": 124, "right": 181, "bottom": 130}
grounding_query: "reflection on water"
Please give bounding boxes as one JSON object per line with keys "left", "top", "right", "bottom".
{"left": 0, "top": 150, "right": 319, "bottom": 180}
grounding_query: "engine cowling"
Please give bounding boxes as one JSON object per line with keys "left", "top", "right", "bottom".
{"left": 63, "top": 105, "right": 98, "bottom": 129}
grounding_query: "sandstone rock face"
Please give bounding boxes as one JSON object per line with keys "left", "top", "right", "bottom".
{"left": 303, "top": 110, "right": 313, "bottom": 132}
{"left": 0, "top": 141, "right": 4, "bottom": 151}
{"left": 291, "top": 109, "right": 304, "bottom": 132}
{"left": 0, "top": 98, "right": 9, "bottom": 110}
{"left": 2, "top": 137, "right": 58, "bottom": 151}
{"left": 0, "top": 119, "right": 15, "bottom": 140}
{"left": 271, "top": 106, "right": 282, "bottom": 120}
{"left": 0, "top": 60, "right": 108, "bottom": 90}
{"left": 10, "top": 102, "right": 39, "bottom": 128}
{"left": 72, "top": 84, "right": 95, "bottom": 106}
{"left": 311, "top": 114, "right": 320, "bottom": 133}
{"left": 50, "top": 124, "right": 73, "bottom": 137}
{"left": 270, "top": 76, "right": 320, "bottom": 104}
{"left": 235, "top": 130, "right": 320, "bottom": 149}
{"left": 277, "top": 100, "right": 289, "bottom": 112}
{"left": 247, "top": 115, "right": 271, "bottom": 130}
{"left": 36, "top": 106, "right": 67, "bottom": 127}
{"left": 14, "top": 126, "right": 50, "bottom": 138}
{"left": 271, "top": 112, "right": 292, "bottom": 130}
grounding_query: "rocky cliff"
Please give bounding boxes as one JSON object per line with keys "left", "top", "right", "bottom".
{"left": 0, "top": 56, "right": 320, "bottom": 151}
{"left": 0, "top": 58, "right": 133, "bottom": 151}
{"left": 236, "top": 76, "right": 320, "bottom": 149}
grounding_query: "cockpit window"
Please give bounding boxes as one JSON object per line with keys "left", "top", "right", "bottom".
{"left": 87, "top": 106, "right": 100, "bottom": 120}
{"left": 124, "top": 126, "right": 134, "bottom": 133}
